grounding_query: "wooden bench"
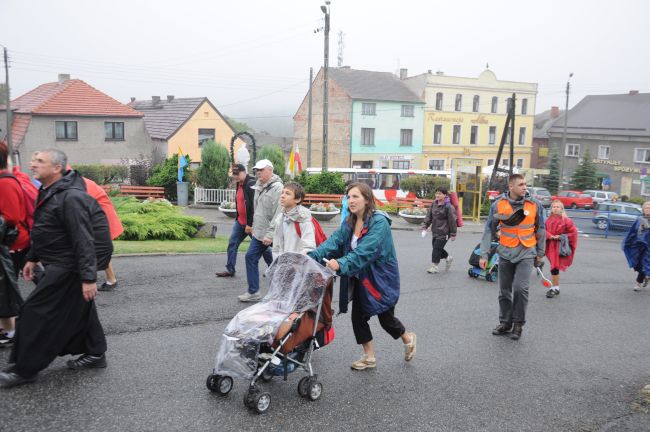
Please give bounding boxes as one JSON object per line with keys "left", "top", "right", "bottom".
{"left": 391, "top": 197, "right": 433, "bottom": 211}
{"left": 302, "top": 193, "right": 343, "bottom": 207}
{"left": 100, "top": 184, "right": 114, "bottom": 194}
{"left": 118, "top": 185, "right": 166, "bottom": 199}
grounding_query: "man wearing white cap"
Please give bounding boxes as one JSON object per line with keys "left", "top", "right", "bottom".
{"left": 238, "top": 159, "right": 283, "bottom": 302}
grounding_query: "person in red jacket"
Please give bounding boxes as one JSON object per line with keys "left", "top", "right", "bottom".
{"left": 544, "top": 200, "right": 578, "bottom": 298}
{"left": 0, "top": 142, "right": 29, "bottom": 347}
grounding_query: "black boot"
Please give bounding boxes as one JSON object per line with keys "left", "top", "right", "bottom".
{"left": 492, "top": 323, "right": 512, "bottom": 335}
{"left": 510, "top": 323, "right": 523, "bottom": 340}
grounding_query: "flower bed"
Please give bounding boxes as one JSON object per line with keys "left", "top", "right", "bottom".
{"left": 309, "top": 203, "right": 340, "bottom": 222}
{"left": 219, "top": 201, "right": 237, "bottom": 218}
{"left": 398, "top": 207, "right": 427, "bottom": 224}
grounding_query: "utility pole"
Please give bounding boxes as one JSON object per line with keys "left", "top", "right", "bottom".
{"left": 3, "top": 47, "right": 13, "bottom": 165}
{"left": 320, "top": 1, "right": 330, "bottom": 171}
{"left": 559, "top": 73, "right": 573, "bottom": 190}
{"left": 307, "top": 67, "right": 313, "bottom": 167}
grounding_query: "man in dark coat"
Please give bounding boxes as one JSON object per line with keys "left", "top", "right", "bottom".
{"left": 0, "top": 149, "right": 112, "bottom": 388}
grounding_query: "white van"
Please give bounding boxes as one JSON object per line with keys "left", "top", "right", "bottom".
{"left": 583, "top": 190, "right": 619, "bottom": 204}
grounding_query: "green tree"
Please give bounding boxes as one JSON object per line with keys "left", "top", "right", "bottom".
{"left": 197, "top": 140, "right": 231, "bottom": 188}
{"left": 147, "top": 154, "right": 192, "bottom": 201}
{"left": 570, "top": 148, "right": 599, "bottom": 190}
{"left": 294, "top": 171, "right": 345, "bottom": 194}
{"left": 543, "top": 148, "right": 561, "bottom": 194}
{"left": 400, "top": 175, "right": 451, "bottom": 199}
{"left": 257, "top": 145, "right": 286, "bottom": 178}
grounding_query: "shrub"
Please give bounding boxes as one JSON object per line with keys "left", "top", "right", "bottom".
{"left": 73, "top": 164, "right": 128, "bottom": 185}
{"left": 112, "top": 196, "right": 203, "bottom": 240}
{"left": 197, "top": 140, "right": 231, "bottom": 188}
{"left": 400, "top": 175, "right": 451, "bottom": 199}
{"left": 295, "top": 171, "right": 346, "bottom": 194}
{"left": 257, "top": 145, "right": 286, "bottom": 178}
{"left": 626, "top": 197, "right": 645, "bottom": 205}
{"left": 147, "top": 154, "right": 193, "bottom": 201}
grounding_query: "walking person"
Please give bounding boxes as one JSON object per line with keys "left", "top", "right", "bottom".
{"left": 216, "top": 164, "right": 268, "bottom": 277}
{"left": 238, "top": 159, "right": 283, "bottom": 302}
{"left": 308, "top": 182, "right": 416, "bottom": 370}
{"left": 544, "top": 200, "right": 578, "bottom": 298}
{"left": 0, "top": 149, "right": 112, "bottom": 388}
{"left": 623, "top": 201, "right": 650, "bottom": 291}
{"left": 480, "top": 174, "right": 546, "bottom": 341}
{"left": 272, "top": 182, "right": 315, "bottom": 258}
{"left": 421, "top": 187, "right": 457, "bottom": 273}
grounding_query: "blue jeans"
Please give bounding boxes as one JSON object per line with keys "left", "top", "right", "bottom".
{"left": 225, "top": 221, "right": 250, "bottom": 274}
{"left": 245, "top": 237, "right": 273, "bottom": 294}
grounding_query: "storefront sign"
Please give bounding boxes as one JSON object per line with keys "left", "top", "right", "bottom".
{"left": 614, "top": 166, "right": 640, "bottom": 173}
{"left": 428, "top": 113, "right": 464, "bottom": 123}
{"left": 379, "top": 155, "right": 413, "bottom": 161}
{"left": 592, "top": 158, "right": 622, "bottom": 166}
{"left": 470, "top": 115, "right": 489, "bottom": 125}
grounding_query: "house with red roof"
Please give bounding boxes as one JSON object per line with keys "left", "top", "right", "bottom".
{"left": 0, "top": 74, "right": 154, "bottom": 168}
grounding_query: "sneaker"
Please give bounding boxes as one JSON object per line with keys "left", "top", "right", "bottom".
{"left": 66, "top": 354, "right": 107, "bottom": 370}
{"left": 215, "top": 271, "right": 235, "bottom": 277}
{"left": 404, "top": 332, "right": 417, "bottom": 361}
{"left": 238, "top": 292, "right": 262, "bottom": 302}
{"left": 492, "top": 323, "right": 512, "bottom": 335}
{"left": 510, "top": 323, "right": 523, "bottom": 341}
{"left": 99, "top": 281, "right": 118, "bottom": 292}
{"left": 351, "top": 354, "right": 376, "bottom": 370}
{"left": 427, "top": 264, "right": 439, "bottom": 274}
{"left": 445, "top": 256, "right": 454, "bottom": 271}
{"left": 553, "top": 288, "right": 560, "bottom": 296}
{"left": 546, "top": 289, "right": 556, "bottom": 298}
{"left": 0, "top": 332, "right": 14, "bottom": 348}
{"left": 0, "top": 371, "right": 37, "bottom": 388}
{"left": 634, "top": 282, "right": 643, "bottom": 292}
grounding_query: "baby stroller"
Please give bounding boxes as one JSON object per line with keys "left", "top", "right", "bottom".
{"left": 206, "top": 252, "right": 335, "bottom": 414}
{"left": 467, "top": 241, "right": 499, "bottom": 282}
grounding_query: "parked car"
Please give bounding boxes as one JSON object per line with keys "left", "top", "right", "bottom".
{"left": 528, "top": 187, "right": 552, "bottom": 208}
{"left": 592, "top": 202, "right": 642, "bottom": 230}
{"left": 583, "top": 190, "right": 619, "bottom": 204}
{"left": 551, "top": 190, "right": 594, "bottom": 209}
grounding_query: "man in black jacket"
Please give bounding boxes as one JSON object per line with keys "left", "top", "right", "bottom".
{"left": 0, "top": 149, "right": 112, "bottom": 388}
{"left": 216, "top": 164, "right": 271, "bottom": 277}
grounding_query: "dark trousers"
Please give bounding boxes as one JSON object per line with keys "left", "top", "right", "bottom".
{"left": 431, "top": 238, "right": 449, "bottom": 264}
{"left": 636, "top": 271, "right": 645, "bottom": 284}
{"left": 351, "top": 279, "right": 405, "bottom": 345}
{"left": 245, "top": 237, "right": 273, "bottom": 294}
{"left": 497, "top": 257, "right": 534, "bottom": 325}
{"left": 225, "top": 221, "right": 250, "bottom": 274}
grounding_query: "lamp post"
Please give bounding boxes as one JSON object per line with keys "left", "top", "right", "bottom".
{"left": 320, "top": 1, "right": 330, "bottom": 171}
{"left": 559, "top": 72, "right": 573, "bottom": 190}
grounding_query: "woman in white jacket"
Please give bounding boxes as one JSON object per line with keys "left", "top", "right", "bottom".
{"left": 272, "top": 182, "right": 316, "bottom": 259}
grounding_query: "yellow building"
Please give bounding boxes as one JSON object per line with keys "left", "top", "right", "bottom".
{"left": 130, "top": 96, "right": 244, "bottom": 165}
{"left": 403, "top": 69, "right": 537, "bottom": 171}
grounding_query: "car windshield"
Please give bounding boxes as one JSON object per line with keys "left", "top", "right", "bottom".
{"left": 579, "top": 194, "right": 591, "bottom": 198}
{"left": 535, "top": 189, "right": 551, "bottom": 196}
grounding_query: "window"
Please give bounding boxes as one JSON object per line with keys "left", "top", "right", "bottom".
{"left": 470, "top": 126, "right": 478, "bottom": 145}
{"left": 429, "top": 159, "right": 445, "bottom": 170}
{"left": 521, "top": 98, "right": 528, "bottom": 115}
{"left": 104, "top": 122, "right": 124, "bottom": 140}
{"left": 518, "top": 127, "right": 526, "bottom": 145}
{"left": 352, "top": 160, "right": 373, "bottom": 169}
{"left": 433, "top": 125, "right": 442, "bottom": 145}
{"left": 624, "top": 206, "right": 642, "bottom": 215}
{"left": 198, "top": 128, "right": 215, "bottom": 147}
{"left": 516, "top": 158, "right": 524, "bottom": 168}
{"left": 502, "top": 158, "right": 510, "bottom": 167}
{"left": 598, "top": 145, "right": 610, "bottom": 159}
{"left": 487, "top": 159, "right": 495, "bottom": 166}
{"left": 455, "top": 94, "right": 462, "bottom": 111}
{"left": 473, "top": 95, "right": 480, "bottom": 112}
{"left": 491, "top": 96, "right": 498, "bottom": 113}
{"left": 566, "top": 143, "right": 580, "bottom": 157}
{"left": 452, "top": 125, "right": 461, "bottom": 144}
{"left": 635, "top": 148, "right": 650, "bottom": 163}
{"left": 393, "top": 161, "right": 410, "bottom": 170}
{"left": 488, "top": 126, "right": 496, "bottom": 145}
{"left": 435, "top": 92, "right": 443, "bottom": 111}
{"left": 505, "top": 127, "right": 511, "bottom": 144}
{"left": 378, "top": 173, "right": 400, "bottom": 189}
{"left": 55, "top": 121, "right": 78, "bottom": 140}
{"left": 401, "top": 105, "right": 414, "bottom": 117}
{"left": 361, "top": 128, "right": 375, "bottom": 146}
{"left": 558, "top": 191, "right": 569, "bottom": 197}
{"left": 400, "top": 129, "right": 413, "bottom": 147}
{"left": 362, "top": 103, "right": 376, "bottom": 115}
{"left": 642, "top": 182, "right": 650, "bottom": 196}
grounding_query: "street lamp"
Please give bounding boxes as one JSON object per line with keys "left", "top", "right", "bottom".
{"left": 559, "top": 72, "right": 573, "bottom": 190}
{"left": 321, "top": 1, "right": 330, "bottom": 171}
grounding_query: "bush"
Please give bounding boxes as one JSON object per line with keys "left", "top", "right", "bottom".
{"left": 197, "top": 140, "right": 231, "bottom": 188}
{"left": 257, "top": 145, "right": 286, "bottom": 178}
{"left": 294, "top": 171, "right": 346, "bottom": 194}
{"left": 400, "top": 175, "right": 451, "bottom": 199}
{"left": 626, "top": 197, "right": 645, "bottom": 205}
{"left": 147, "top": 154, "right": 193, "bottom": 201}
{"left": 112, "top": 196, "right": 203, "bottom": 240}
{"left": 73, "top": 164, "right": 128, "bottom": 185}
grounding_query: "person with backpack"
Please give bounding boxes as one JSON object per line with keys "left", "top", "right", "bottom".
{"left": 272, "top": 182, "right": 316, "bottom": 258}
{"left": 544, "top": 199, "right": 578, "bottom": 298}
{"left": 421, "top": 187, "right": 457, "bottom": 274}
{"left": 0, "top": 149, "right": 112, "bottom": 388}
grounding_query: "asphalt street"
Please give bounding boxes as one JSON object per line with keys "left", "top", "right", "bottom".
{"left": 1, "top": 227, "right": 649, "bottom": 431}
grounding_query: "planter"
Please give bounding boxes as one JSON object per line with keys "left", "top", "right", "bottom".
{"left": 310, "top": 209, "right": 340, "bottom": 222}
{"left": 219, "top": 207, "right": 237, "bottom": 219}
{"left": 398, "top": 211, "right": 426, "bottom": 225}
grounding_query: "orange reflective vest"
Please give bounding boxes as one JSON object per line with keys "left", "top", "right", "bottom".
{"left": 496, "top": 199, "right": 537, "bottom": 248}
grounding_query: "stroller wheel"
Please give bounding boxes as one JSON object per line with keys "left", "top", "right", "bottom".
{"left": 243, "top": 389, "right": 255, "bottom": 408}
{"left": 207, "top": 374, "right": 233, "bottom": 396}
{"left": 253, "top": 392, "right": 272, "bottom": 414}
{"left": 297, "top": 376, "right": 310, "bottom": 397}
{"left": 307, "top": 380, "right": 323, "bottom": 401}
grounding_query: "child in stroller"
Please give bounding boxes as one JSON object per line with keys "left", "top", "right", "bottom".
{"left": 468, "top": 241, "right": 499, "bottom": 282}
{"left": 206, "top": 252, "right": 335, "bottom": 414}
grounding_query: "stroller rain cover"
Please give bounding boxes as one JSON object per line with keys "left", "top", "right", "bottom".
{"left": 213, "top": 252, "right": 332, "bottom": 379}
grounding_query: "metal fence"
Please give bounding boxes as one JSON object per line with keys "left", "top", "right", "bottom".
{"left": 194, "top": 187, "right": 235, "bottom": 205}
{"left": 556, "top": 208, "right": 630, "bottom": 239}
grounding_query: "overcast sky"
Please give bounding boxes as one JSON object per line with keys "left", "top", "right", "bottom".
{"left": 2, "top": 0, "right": 649, "bottom": 135}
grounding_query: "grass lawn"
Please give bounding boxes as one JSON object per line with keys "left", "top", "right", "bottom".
{"left": 113, "top": 237, "right": 250, "bottom": 255}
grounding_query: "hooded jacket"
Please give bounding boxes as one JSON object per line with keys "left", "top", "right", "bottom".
{"left": 272, "top": 205, "right": 316, "bottom": 259}
{"left": 422, "top": 196, "right": 457, "bottom": 239}
{"left": 308, "top": 211, "right": 399, "bottom": 316}
{"left": 26, "top": 170, "right": 112, "bottom": 282}
{"left": 623, "top": 216, "right": 650, "bottom": 274}
{"left": 252, "top": 174, "right": 283, "bottom": 241}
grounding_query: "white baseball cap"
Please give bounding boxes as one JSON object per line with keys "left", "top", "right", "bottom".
{"left": 253, "top": 159, "right": 273, "bottom": 170}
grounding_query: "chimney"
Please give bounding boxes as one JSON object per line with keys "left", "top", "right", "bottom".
{"left": 167, "top": 95, "right": 175, "bottom": 102}
{"left": 58, "top": 74, "right": 70, "bottom": 83}
{"left": 130, "top": 97, "right": 136, "bottom": 103}
{"left": 550, "top": 106, "right": 560, "bottom": 118}
{"left": 152, "top": 96, "right": 160, "bottom": 104}
{"left": 399, "top": 68, "right": 408, "bottom": 80}
{"left": 629, "top": 90, "right": 639, "bottom": 96}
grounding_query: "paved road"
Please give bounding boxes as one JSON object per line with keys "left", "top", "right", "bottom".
{"left": 1, "top": 230, "right": 649, "bottom": 431}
